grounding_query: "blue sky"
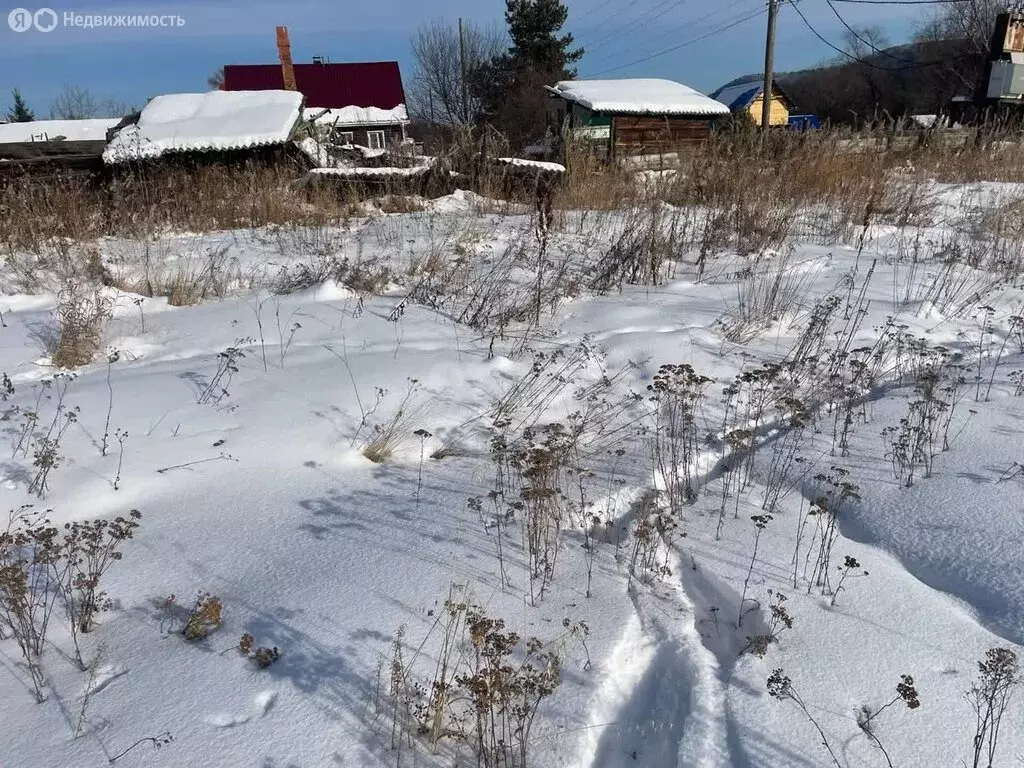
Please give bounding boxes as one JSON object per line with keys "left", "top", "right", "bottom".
{"left": 0, "top": 0, "right": 926, "bottom": 116}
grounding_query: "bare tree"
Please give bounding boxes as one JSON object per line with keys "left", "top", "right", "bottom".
{"left": 207, "top": 67, "right": 225, "bottom": 90}
{"left": 50, "top": 85, "right": 131, "bottom": 120}
{"left": 917, "top": 0, "right": 1001, "bottom": 96}
{"left": 841, "top": 25, "right": 891, "bottom": 119}
{"left": 409, "top": 18, "right": 505, "bottom": 125}
{"left": 842, "top": 24, "right": 889, "bottom": 62}
{"left": 966, "top": 648, "right": 1019, "bottom": 768}
{"left": 50, "top": 85, "right": 97, "bottom": 120}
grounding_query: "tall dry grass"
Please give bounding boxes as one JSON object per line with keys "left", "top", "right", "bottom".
{"left": 2, "top": 126, "right": 1024, "bottom": 305}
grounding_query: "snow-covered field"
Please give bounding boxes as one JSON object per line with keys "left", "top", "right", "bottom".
{"left": 1, "top": 182, "right": 1023, "bottom": 768}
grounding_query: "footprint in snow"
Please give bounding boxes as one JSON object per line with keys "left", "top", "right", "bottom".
{"left": 205, "top": 690, "right": 278, "bottom": 729}
{"left": 88, "top": 665, "right": 129, "bottom": 696}
{"left": 205, "top": 711, "right": 250, "bottom": 729}
{"left": 254, "top": 690, "right": 277, "bottom": 716}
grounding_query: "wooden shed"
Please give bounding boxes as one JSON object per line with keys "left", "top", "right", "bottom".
{"left": 545, "top": 78, "right": 729, "bottom": 160}
{"left": 0, "top": 118, "right": 124, "bottom": 177}
{"left": 710, "top": 81, "right": 794, "bottom": 127}
{"left": 102, "top": 90, "right": 305, "bottom": 167}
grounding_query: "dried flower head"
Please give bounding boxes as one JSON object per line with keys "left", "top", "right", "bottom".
{"left": 897, "top": 674, "right": 920, "bottom": 709}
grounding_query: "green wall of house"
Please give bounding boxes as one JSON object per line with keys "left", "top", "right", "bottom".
{"left": 571, "top": 104, "right": 611, "bottom": 139}
{"left": 573, "top": 104, "right": 611, "bottom": 127}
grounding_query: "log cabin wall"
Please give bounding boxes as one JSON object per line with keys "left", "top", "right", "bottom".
{"left": 611, "top": 115, "right": 713, "bottom": 157}
{"left": 330, "top": 123, "right": 407, "bottom": 149}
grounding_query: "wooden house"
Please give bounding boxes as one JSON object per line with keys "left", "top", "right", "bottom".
{"left": 222, "top": 60, "right": 411, "bottom": 150}
{"left": 545, "top": 78, "right": 729, "bottom": 159}
{"left": 709, "top": 81, "right": 794, "bottom": 127}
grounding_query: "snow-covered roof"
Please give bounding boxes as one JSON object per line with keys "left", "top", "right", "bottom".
{"left": 710, "top": 82, "right": 763, "bottom": 111}
{"left": 495, "top": 157, "right": 566, "bottom": 173}
{"left": 0, "top": 118, "right": 120, "bottom": 144}
{"left": 304, "top": 104, "right": 408, "bottom": 127}
{"left": 104, "top": 90, "right": 304, "bottom": 164}
{"left": 710, "top": 80, "right": 794, "bottom": 112}
{"left": 546, "top": 78, "right": 729, "bottom": 117}
{"left": 310, "top": 165, "right": 432, "bottom": 178}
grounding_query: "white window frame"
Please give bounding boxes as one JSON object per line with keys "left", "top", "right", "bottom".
{"left": 339, "top": 130, "right": 354, "bottom": 144}
{"left": 367, "top": 130, "right": 386, "bottom": 150}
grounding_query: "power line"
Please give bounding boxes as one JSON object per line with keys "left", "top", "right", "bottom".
{"left": 823, "top": 0, "right": 917, "bottom": 64}
{"left": 829, "top": 0, "right": 971, "bottom": 5}
{"left": 789, "top": 1, "right": 903, "bottom": 68}
{"left": 583, "top": 0, "right": 686, "bottom": 51}
{"left": 788, "top": 0, "right": 962, "bottom": 71}
{"left": 582, "top": 0, "right": 620, "bottom": 19}
{"left": 582, "top": 8, "right": 767, "bottom": 77}
{"left": 577, "top": 0, "right": 667, "bottom": 48}
{"left": 583, "top": 0, "right": 756, "bottom": 68}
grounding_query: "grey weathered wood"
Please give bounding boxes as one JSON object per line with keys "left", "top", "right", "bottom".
{"left": 0, "top": 140, "right": 107, "bottom": 160}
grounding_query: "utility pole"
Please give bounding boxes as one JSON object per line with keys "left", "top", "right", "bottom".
{"left": 761, "top": 0, "right": 781, "bottom": 134}
{"left": 459, "top": 17, "right": 469, "bottom": 123}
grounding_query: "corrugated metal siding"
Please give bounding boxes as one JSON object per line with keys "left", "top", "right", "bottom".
{"left": 223, "top": 62, "right": 406, "bottom": 110}
{"left": 612, "top": 116, "right": 712, "bottom": 157}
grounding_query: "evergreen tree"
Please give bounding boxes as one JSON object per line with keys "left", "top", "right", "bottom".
{"left": 7, "top": 89, "right": 35, "bottom": 122}
{"left": 505, "top": 0, "right": 583, "bottom": 78}
{"left": 474, "top": 0, "right": 583, "bottom": 146}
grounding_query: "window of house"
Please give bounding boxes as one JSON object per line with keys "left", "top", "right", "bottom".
{"left": 339, "top": 131, "right": 354, "bottom": 144}
{"left": 367, "top": 130, "right": 386, "bottom": 150}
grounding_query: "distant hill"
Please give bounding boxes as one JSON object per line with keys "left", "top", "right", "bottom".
{"left": 714, "top": 38, "right": 978, "bottom": 124}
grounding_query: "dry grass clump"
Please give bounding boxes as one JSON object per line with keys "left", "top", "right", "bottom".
{"left": 553, "top": 140, "right": 635, "bottom": 212}
{"left": 181, "top": 592, "right": 222, "bottom": 641}
{"left": 380, "top": 588, "right": 568, "bottom": 767}
{"left": 915, "top": 128, "right": 1024, "bottom": 184}
{"left": 5, "top": 125, "right": 1024, "bottom": 317}
{"left": 51, "top": 283, "right": 113, "bottom": 368}
{"left": 0, "top": 177, "right": 111, "bottom": 291}
{"left": 360, "top": 380, "right": 423, "bottom": 464}
{"left": 587, "top": 202, "right": 682, "bottom": 292}
{"left": 375, "top": 194, "right": 428, "bottom": 214}
{"left": 362, "top": 431, "right": 400, "bottom": 464}
{"left": 406, "top": 224, "right": 568, "bottom": 339}
{"left": 663, "top": 133, "right": 883, "bottom": 248}
{"left": 267, "top": 220, "right": 393, "bottom": 295}
{"left": 105, "top": 166, "right": 350, "bottom": 235}
{"left": 344, "top": 258, "right": 394, "bottom": 295}
{"left": 233, "top": 632, "right": 282, "bottom": 668}
{"left": 0, "top": 167, "right": 356, "bottom": 296}
{"left": 0, "top": 507, "right": 142, "bottom": 701}
{"left": 162, "top": 247, "right": 237, "bottom": 306}
{"left": 105, "top": 243, "right": 243, "bottom": 307}
{"left": 0, "top": 175, "right": 102, "bottom": 252}
{"left": 271, "top": 254, "right": 349, "bottom": 294}
{"left": 722, "top": 248, "right": 818, "bottom": 342}
{"left": 0, "top": 166, "right": 350, "bottom": 250}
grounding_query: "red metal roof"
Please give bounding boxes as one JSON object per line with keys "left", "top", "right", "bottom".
{"left": 222, "top": 61, "right": 406, "bottom": 110}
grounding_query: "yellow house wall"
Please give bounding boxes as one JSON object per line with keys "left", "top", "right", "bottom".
{"left": 746, "top": 95, "right": 789, "bottom": 126}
